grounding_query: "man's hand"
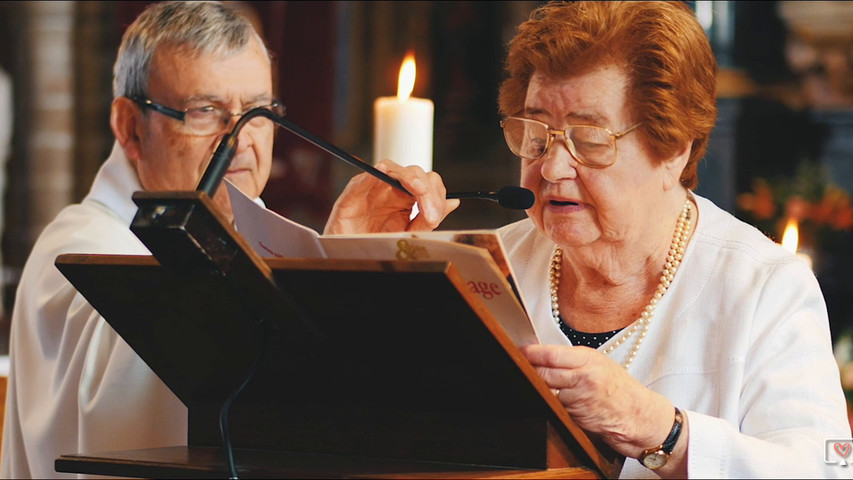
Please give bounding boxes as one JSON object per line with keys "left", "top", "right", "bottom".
{"left": 324, "top": 160, "right": 460, "bottom": 235}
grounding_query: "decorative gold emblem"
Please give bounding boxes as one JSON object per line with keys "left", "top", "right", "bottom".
{"left": 396, "top": 239, "right": 428, "bottom": 261}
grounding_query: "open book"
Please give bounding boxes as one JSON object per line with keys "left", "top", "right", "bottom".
{"left": 227, "top": 182, "right": 539, "bottom": 347}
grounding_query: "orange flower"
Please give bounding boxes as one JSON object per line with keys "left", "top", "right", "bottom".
{"left": 738, "top": 175, "right": 852, "bottom": 233}
{"left": 833, "top": 205, "right": 853, "bottom": 230}
{"left": 785, "top": 195, "right": 809, "bottom": 221}
{"left": 823, "top": 185, "right": 853, "bottom": 231}
{"left": 813, "top": 196, "right": 834, "bottom": 225}
{"left": 738, "top": 179, "right": 777, "bottom": 220}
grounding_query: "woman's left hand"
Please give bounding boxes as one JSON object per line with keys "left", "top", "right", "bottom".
{"left": 520, "top": 344, "right": 678, "bottom": 460}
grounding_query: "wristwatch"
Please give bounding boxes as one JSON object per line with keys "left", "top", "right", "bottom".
{"left": 639, "top": 407, "right": 683, "bottom": 470}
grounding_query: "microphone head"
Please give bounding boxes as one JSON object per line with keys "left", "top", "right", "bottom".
{"left": 497, "top": 186, "right": 535, "bottom": 210}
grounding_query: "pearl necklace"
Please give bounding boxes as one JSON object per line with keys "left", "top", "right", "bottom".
{"left": 549, "top": 199, "right": 693, "bottom": 369}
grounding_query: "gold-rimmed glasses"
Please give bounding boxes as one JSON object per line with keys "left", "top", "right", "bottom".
{"left": 500, "top": 116, "right": 642, "bottom": 168}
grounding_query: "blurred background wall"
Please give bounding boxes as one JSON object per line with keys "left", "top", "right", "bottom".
{"left": 0, "top": 1, "right": 851, "bottom": 353}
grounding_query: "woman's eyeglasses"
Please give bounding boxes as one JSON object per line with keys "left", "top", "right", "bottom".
{"left": 501, "top": 116, "right": 641, "bottom": 168}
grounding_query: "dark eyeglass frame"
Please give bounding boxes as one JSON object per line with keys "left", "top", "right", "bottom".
{"left": 500, "top": 116, "right": 642, "bottom": 169}
{"left": 129, "top": 95, "right": 285, "bottom": 135}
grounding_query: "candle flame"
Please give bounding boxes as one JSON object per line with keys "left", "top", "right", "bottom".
{"left": 781, "top": 217, "right": 799, "bottom": 253}
{"left": 397, "top": 53, "right": 416, "bottom": 101}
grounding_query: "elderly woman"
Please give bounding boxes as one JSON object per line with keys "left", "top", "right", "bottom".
{"left": 328, "top": 2, "right": 850, "bottom": 478}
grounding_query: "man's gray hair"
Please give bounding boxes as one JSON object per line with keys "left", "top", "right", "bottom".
{"left": 113, "top": 1, "right": 268, "bottom": 98}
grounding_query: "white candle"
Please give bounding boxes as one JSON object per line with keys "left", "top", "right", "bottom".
{"left": 373, "top": 54, "right": 434, "bottom": 172}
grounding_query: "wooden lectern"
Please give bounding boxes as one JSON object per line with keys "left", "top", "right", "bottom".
{"left": 53, "top": 192, "right": 624, "bottom": 479}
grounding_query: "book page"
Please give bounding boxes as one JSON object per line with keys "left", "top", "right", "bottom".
{"left": 227, "top": 181, "right": 325, "bottom": 259}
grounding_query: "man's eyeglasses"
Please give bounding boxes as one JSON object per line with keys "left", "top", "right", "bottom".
{"left": 500, "top": 116, "right": 642, "bottom": 168}
{"left": 130, "top": 96, "right": 285, "bottom": 136}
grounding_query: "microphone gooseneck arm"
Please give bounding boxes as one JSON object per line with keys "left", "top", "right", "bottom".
{"left": 197, "top": 108, "right": 408, "bottom": 198}
{"left": 276, "top": 115, "right": 411, "bottom": 196}
{"left": 196, "top": 107, "right": 534, "bottom": 210}
{"left": 196, "top": 126, "right": 241, "bottom": 197}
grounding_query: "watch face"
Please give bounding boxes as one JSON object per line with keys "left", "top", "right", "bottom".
{"left": 642, "top": 451, "right": 668, "bottom": 470}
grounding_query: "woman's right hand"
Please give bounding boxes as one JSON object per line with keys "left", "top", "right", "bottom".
{"left": 324, "top": 159, "right": 460, "bottom": 235}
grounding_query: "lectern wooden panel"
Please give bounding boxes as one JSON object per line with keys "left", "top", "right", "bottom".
{"left": 55, "top": 255, "right": 621, "bottom": 478}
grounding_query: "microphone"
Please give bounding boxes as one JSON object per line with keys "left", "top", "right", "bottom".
{"left": 447, "top": 186, "right": 534, "bottom": 210}
{"left": 197, "top": 107, "right": 535, "bottom": 210}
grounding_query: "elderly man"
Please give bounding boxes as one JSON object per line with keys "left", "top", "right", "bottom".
{"left": 0, "top": 2, "right": 457, "bottom": 478}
